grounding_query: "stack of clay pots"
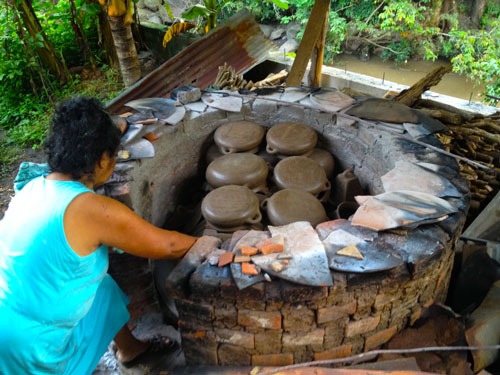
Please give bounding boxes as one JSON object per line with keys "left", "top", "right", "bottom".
{"left": 201, "top": 120, "right": 337, "bottom": 232}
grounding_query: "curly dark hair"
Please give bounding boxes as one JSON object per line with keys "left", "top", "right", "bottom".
{"left": 45, "top": 97, "right": 121, "bottom": 180}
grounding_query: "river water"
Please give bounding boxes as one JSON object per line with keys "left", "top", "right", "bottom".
{"left": 329, "top": 54, "right": 496, "bottom": 105}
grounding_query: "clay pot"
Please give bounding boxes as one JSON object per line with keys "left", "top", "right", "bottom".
{"left": 214, "top": 121, "right": 265, "bottom": 154}
{"left": 262, "top": 189, "right": 328, "bottom": 226}
{"left": 206, "top": 143, "right": 223, "bottom": 165}
{"left": 307, "top": 148, "right": 335, "bottom": 178}
{"left": 333, "top": 201, "right": 359, "bottom": 220}
{"left": 266, "top": 122, "right": 318, "bottom": 155}
{"left": 206, "top": 153, "right": 268, "bottom": 192}
{"left": 273, "top": 156, "right": 331, "bottom": 202}
{"left": 201, "top": 185, "right": 262, "bottom": 228}
{"left": 331, "top": 169, "right": 364, "bottom": 206}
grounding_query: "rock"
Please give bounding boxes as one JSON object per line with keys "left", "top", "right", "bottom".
{"left": 280, "top": 39, "right": 298, "bottom": 54}
{"left": 137, "top": 7, "right": 154, "bottom": 21}
{"left": 148, "top": 15, "right": 163, "bottom": 25}
{"left": 259, "top": 24, "right": 274, "bottom": 38}
{"left": 270, "top": 28, "right": 285, "bottom": 40}
{"left": 286, "top": 21, "right": 301, "bottom": 40}
{"left": 144, "top": 0, "right": 160, "bottom": 12}
{"left": 158, "top": 5, "right": 171, "bottom": 24}
{"left": 359, "top": 45, "right": 370, "bottom": 62}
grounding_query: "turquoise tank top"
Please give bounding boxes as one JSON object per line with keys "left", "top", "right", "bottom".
{"left": 0, "top": 176, "right": 109, "bottom": 373}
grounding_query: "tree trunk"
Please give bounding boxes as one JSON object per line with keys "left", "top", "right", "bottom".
{"left": 69, "top": 0, "right": 96, "bottom": 69}
{"left": 427, "top": 0, "right": 443, "bottom": 28}
{"left": 108, "top": 15, "right": 141, "bottom": 87}
{"left": 471, "top": 0, "right": 487, "bottom": 28}
{"left": 97, "top": 8, "right": 119, "bottom": 68}
{"left": 12, "top": 0, "right": 67, "bottom": 82}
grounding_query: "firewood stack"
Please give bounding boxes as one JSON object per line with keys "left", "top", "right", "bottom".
{"left": 416, "top": 100, "right": 500, "bottom": 213}
{"left": 212, "top": 63, "right": 288, "bottom": 90}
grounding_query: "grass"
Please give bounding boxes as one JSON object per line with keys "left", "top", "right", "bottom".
{"left": 0, "top": 68, "right": 124, "bottom": 177}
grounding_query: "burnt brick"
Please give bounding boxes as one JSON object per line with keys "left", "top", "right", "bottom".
{"left": 189, "top": 262, "right": 230, "bottom": 298}
{"left": 314, "top": 344, "right": 352, "bottom": 360}
{"left": 252, "top": 353, "right": 294, "bottom": 366}
{"left": 238, "top": 282, "right": 265, "bottom": 301}
{"left": 282, "top": 329, "right": 325, "bottom": 347}
{"left": 236, "top": 297, "right": 266, "bottom": 311}
{"left": 317, "top": 301, "right": 357, "bottom": 324}
{"left": 345, "top": 315, "right": 380, "bottom": 337}
{"left": 265, "top": 280, "right": 282, "bottom": 301}
{"left": 218, "top": 344, "right": 251, "bottom": 366}
{"left": 324, "top": 320, "right": 348, "bottom": 348}
{"left": 282, "top": 304, "right": 315, "bottom": 331}
{"left": 182, "top": 331, "right": 218, "bottom": 365}
{"left": 255, "top": 330, "right": 282, "bottom": 354}
{"left": 215, "top": 329, "right": 255, "bottom": 349}
{"left": 281, "top": 280, "right": 328, "bottom": 303}
{"left": 374, "top": 291, "right": 402, "bottom": 312}
{"left": 176, "top": 299, "right": 214, "bottom": 322}
{"left": 238, "top": 310, "right": 282, "bottom": 330}
{"left": 364, "top": 325, "right": 398, "bottom": 351}
{"left": 214, "top": 304, "right": 237, "bottom": 328}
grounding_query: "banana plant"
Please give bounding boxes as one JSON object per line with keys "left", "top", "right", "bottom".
{"left": 163, "top": 0, "right": 289, "bottom": 47}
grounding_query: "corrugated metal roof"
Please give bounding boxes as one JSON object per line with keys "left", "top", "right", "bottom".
{"left": 107, "top": 10, "right": 278, "bottom": 114}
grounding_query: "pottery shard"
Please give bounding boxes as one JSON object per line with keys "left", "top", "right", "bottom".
{"left": 218, "top": 252, "right": 234, "bottom": 267}
{"left": 241, "top": 246, "right": 259, "bottom": 256}
{"left": 271, "top": 261, "right": 284, "bottom": 272}
{"left": 261, "top": 243, "right": 285, "bottom": 255}
{"left": 336, "top": 244, "right": 364, "bottom": 260}
{"left": 242, "top": 262, "right": 260, "bottom": 275}
{"left": 234, "top": 255, "right": 252, "bottom": 263}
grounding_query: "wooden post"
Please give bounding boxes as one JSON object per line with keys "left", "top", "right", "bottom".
{"left": 308, "top": 1, "right": 330, "bottom": 87}
{"left": 286, "top": 0, "right": 330, "bottom": 87}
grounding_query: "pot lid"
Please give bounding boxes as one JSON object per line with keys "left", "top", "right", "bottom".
{"left": 264, "top": 189, "right": 327, "bottom": 226}
{"left": 266, "top": 122, "right": 317, "bottom": 155}
{"left": 214, "top": 121, "right": 265, "bottom": 154}
{"left": 202, "top": 185, "right": 261, "bottom": 227}
{"left": 206, "top": 143, "right": 223, "bottom": 165}
{"left": 307, "top": 148, "right": 335, "bottom": 177}
{"left": 273, "top": 156, "right": 328, "bottom": 195}
{"left": 206, "top": 153, "right": 268, "bottom": 189}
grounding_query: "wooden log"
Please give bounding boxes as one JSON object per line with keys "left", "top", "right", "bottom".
{"left": 393, "top": 65, "right": 452, "bottom": 107}
{"left": 287, "top": 0, "right": 330, "bottom": 87}
{"left": 417, "top": 107, "right": 463, "bottom": 125}
{"left": 452, "top": 127, "right": 500, "bottom": 144}
{"left": 307, "top": 0, "right": 330, "bottom": 87}
{"left": 462, "top": 119, "right": 500, "bottom": 133}
{"left": 415, "top": 98, "right": 479, "bottom": 121}
{"left": 165, "top": 236, "right": 222, "bottom": 299}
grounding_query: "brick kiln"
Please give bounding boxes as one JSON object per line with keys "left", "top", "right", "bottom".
{"left": 105, "top": 89, "right": 469, "bottom": 367}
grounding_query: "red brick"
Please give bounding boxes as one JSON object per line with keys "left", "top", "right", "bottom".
{"left": 317, "top": 301, "right": 357, "bottom": 324}
{"left": 242, "top": 262, "right": 259, "bottom": 275}
{"left": 241, "top": 246, "right": 259, "bottom": 256}
{"left": 218, "top": 252, "right": 234, "bottom": 267}
{"left": 314, "top": 344, "right": 352, "bottom": 361}
{"left": 215, "top": 329, "right": 255, "bottom": 349}
{"left": 238, "top": 309, "right": 281, "bottom": 330}
{"left": 283, "top": 329, "right": 324, "bottom": 347}
{"left": 252, "top": 353, "right": 294, "bottom": 366}
{"left": 364, "top": 325, "right": 398, "bottom": 351}
{"left": 345, "top": 315, "right": 380, "bottom": 337}
{"left": 261, "top": 243, "right": 284, "bottom": 255}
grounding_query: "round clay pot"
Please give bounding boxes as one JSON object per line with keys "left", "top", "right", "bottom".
{"left": 202, "top": 185, "right": 262, "bottom": 228}
{"left": 273, "top": 156, "right": 331, "bottom": 202}
{"left": 206, "top": 143, "right": 223, "bottom": 165}
{"left": 206, "top": 153, "right": 268, "bottom": 191}
{"left": 266, "top": 122, "right": 317, "bottom": 155}
{"left": 214, "top": 121, "right": 265, "bottom": 154}
{"left": 333, "top": 201, "right": 359, "bottom": 220}
{"left": 262, "top": 189, "right": 328, "bottom": 226}
{"left": 307, "top": 148, "right": 335, "bottom": 178}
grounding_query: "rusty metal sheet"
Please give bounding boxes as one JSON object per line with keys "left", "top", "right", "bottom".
{"left": 252, "top": 221, "right": 333, "bottom": 286}
{"left": 106, "top": 9, "right": 278, "bottom": 114}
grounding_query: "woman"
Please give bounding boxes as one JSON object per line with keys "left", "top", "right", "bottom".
{"left": 0, "top": 97, "right": 197, "bottom": 374}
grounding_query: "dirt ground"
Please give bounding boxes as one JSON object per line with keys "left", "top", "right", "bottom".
{"left": 0, "top": 148, "right": 45, "bottom": 219}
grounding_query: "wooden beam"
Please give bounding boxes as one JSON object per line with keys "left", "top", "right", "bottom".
{"left": 286, "top": 0, "right": 330, "bottom": 87}
{"left": 308, "top": 1, "right": 330, "bottom": 87}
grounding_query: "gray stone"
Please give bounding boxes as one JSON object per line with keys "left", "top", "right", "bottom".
{"left": 158, "top": 5, "right": 171, "bottom": 24}
{"left": 137, "top": 7, "right": 154, "bottom": 21}
{"left": 148, "top": 15, "right": 163, "bottom": 25}
{"left": 259, "top": 24, "right": 274, "bottom": 38}
{"left": 144, "top": 0, "right": 160, "bottom": 11}
{"left": 270, "top": 28, "right": 285, "bottom": 40}
{"left": 286, "top": 21, "right": 301, "bottom": 40}
{"left": 280, "top": 39, "right": 299, "bottom": 54}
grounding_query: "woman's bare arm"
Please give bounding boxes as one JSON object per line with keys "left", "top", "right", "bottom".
{"left": 64, "top": 192, "right": 197, "bottom": 258}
